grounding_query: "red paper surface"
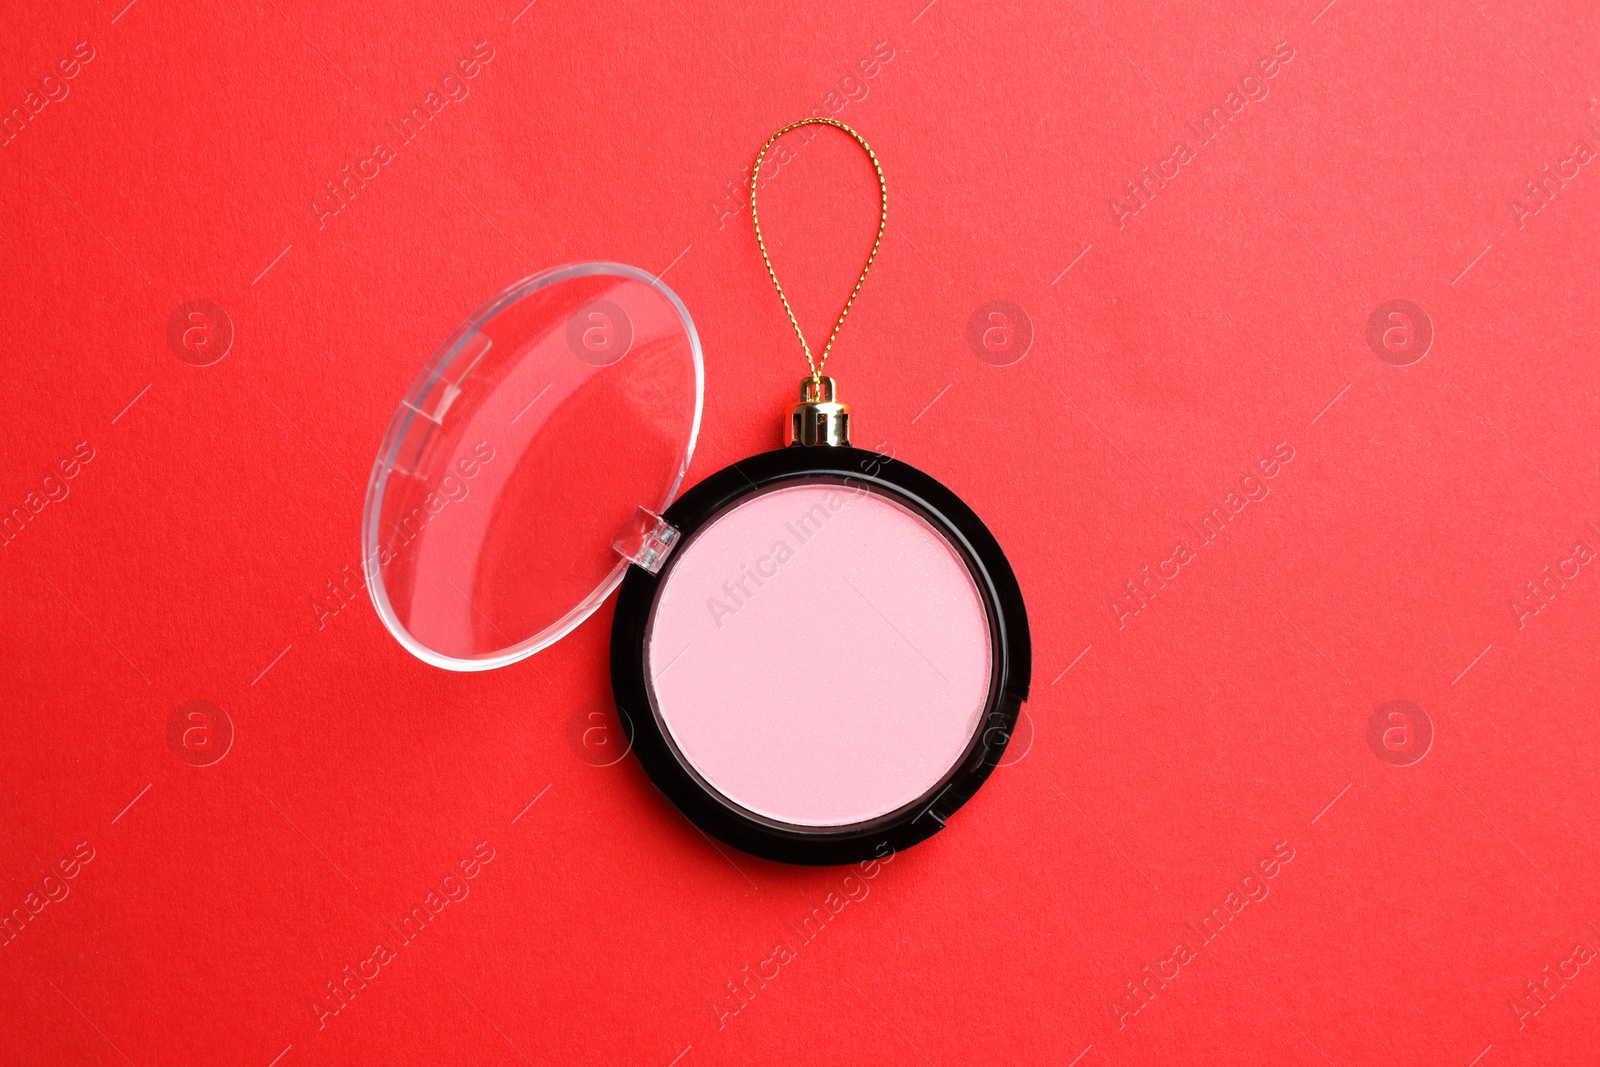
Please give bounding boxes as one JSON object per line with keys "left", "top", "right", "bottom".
{"left": 3, "top": 1, "right": 1598, "bottom": 1064}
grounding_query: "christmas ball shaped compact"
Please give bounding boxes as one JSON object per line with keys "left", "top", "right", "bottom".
{"left": 364, "top": 120, "right": 1029, "bottom": 865}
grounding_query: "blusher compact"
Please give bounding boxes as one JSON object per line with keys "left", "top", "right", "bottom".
{"left": 364, "top": 121, "right": 1030, "bottom": 865}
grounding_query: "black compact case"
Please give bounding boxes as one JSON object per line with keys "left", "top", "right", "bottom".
{"left": 610, "top": 443, "right": 1030, "bottom": 865}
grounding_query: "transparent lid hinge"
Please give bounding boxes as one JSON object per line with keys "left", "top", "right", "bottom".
{"left": 613, "top": 507, "right": 680, "bottom": 574}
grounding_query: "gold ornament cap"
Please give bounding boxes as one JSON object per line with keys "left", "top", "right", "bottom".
{"left": 789, "top": 375, "right": 851, "bottom": 447}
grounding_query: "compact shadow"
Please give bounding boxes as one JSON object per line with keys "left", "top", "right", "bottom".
{"left": 367, "top": 264, "right": 1032, "bottom": 867}
{"left": 644, "top": 481, "right": 994, "bottom": 830}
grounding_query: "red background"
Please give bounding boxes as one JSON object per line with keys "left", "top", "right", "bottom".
{"left": 3, "top": 0, "right": 1598, "bottom": 1064}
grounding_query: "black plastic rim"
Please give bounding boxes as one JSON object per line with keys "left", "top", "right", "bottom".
{"left": 610, "top": 444, "right": 1031, "bottom": 866}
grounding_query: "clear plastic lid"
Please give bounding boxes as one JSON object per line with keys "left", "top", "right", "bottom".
{"left": 362, "top": 263, "right": 704, "bottom": 671}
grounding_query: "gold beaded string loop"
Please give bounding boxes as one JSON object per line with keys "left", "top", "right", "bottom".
{"left": 750, "top": 118, "right": 888, "bottom": 389}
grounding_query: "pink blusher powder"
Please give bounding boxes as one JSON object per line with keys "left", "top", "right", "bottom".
{"left": 645, "top": 481, "right": 994, "bottom": 828}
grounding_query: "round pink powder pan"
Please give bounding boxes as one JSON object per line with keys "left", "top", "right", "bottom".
{"left": 646, "top": 482, "right": 994, "bottom": 829}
